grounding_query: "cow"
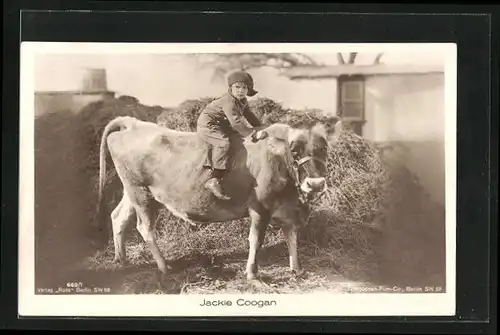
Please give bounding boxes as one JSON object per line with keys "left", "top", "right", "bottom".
{"left": 96, "top": 115, "right": 341, "bottom": 281}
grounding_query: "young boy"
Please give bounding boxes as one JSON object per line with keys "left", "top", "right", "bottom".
{"left": 196, "top": 70, "right": 268, "bottom": 200}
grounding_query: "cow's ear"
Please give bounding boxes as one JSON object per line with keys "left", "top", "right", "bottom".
{"left": 287, "top": 128, "right": 306, "bottom": 146}
{"left": 311, "top": 123, "right": 328, "bottom": 142}
{"left": 321, "top": 116, "right": 342, "bottom": 136}
{"left": 313, "top": 116, "right": 343, "bottom": 142}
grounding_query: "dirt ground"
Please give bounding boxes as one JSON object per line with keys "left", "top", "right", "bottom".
{"left": 38, "top": 246, "right": 378, "bottom": 295}
{"left": 35, "top": 231, "right": 445, "bottom": 296}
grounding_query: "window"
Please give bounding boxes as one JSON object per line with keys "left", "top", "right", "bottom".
{"left": 338, "top": 75, "right": 365, "bottom": 136}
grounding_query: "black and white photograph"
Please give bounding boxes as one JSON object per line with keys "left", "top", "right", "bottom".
{"left": 19, "top": 42, "right": 456, "bottom": 317}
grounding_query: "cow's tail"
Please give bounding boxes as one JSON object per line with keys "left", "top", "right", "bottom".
{"left": 94, "top": 116, "right": 136, "bottom": 238}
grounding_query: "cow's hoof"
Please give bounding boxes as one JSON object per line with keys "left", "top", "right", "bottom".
{"left": 246, "top": 273, "right": 258, "bottom": 281}
{"left": 291, "top": 269, "right": 306, "bottom": 279}
{"left": 246, "top": 269, "right": 259, "bottom": 281}
{"left": 155, "top": 271, "right": 166, "bottom": 290}
{"left": 246, "top": 264, "right": 258, "bottom": 280}
{"left": 112, "top": 258, "right": 127, "bottom": 267}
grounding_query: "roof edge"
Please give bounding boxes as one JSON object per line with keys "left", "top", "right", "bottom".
{"left": 281, "top": 64, "right": 445, "bottom": 79}
{"left": 35, "top": 90, "right": 115, "bottom": 95}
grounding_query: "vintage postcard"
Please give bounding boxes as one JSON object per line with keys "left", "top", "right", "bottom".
{"left": 19, "top": 42, "right": 456, "bottom": 317}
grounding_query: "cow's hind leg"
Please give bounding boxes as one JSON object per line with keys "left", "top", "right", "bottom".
{"left": 135, "top": 201, "right": 167, "bottom": 275}
{"left": 111, "top": 193, "right": 135, "bottom": 265}
{"left": 246, "top": 205, "right": 271, "bottom": 280}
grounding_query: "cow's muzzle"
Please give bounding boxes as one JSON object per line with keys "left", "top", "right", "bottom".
{"left": 300, "top": 177, "right": 327, "bottom": 194}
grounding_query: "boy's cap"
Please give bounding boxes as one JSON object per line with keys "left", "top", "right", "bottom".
{"left": 227, "top": 70, "right": 258, "bottom": 97}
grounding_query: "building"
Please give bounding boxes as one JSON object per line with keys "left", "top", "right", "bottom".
{"left": 280, "top": 63, "right": 446, "bottom": 206}
{"left": 35, "top": 68, "right": 115, "bottom": 117}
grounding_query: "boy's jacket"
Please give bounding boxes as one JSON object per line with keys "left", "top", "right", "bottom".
{"left": 197, "top": 92, "right": 261, "bottom": 137}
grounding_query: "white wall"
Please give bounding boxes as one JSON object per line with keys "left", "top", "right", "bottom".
{"left": 364, "top": 73, "right": 445, "bottom": 206}
{"left": 248, "top": 67, "right": 338, "bottom": 115}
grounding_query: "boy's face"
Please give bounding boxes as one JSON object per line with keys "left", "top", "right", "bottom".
{"left": 230, "top": 82, "right": 249, "bottom": 100}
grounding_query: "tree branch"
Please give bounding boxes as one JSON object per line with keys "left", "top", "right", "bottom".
{"left": 197, "top": 53, "right": 321, "bottom": 81}
{"left": 348, "top": 52, "right": 357, "bottom": 64}
{"left": 337, "top": 53, "right": 345, "bottom": 65}
{"left": 374, "top": 53, "right": 384, "bottom": 64}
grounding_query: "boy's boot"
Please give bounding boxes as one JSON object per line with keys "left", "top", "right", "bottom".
{"left": 205, "top": 168, "right": 231, "bottom": 200}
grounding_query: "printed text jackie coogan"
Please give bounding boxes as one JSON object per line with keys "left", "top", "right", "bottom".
{"left": 200, "top": 298, "right": 277, "bottom": 308}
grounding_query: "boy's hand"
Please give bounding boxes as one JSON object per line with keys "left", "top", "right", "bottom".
{"left": 251, "top": 130, "right": 269, "bottom": 142}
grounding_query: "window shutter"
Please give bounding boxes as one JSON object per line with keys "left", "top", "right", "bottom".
{"left": 340, "top": 80, "right": 364, "bottom": 121}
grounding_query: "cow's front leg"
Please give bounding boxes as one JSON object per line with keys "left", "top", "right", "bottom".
{"left": 281, "top": 223, "right": 302, "bottom": 276}
{"left": 246, "top": 205, "right": 270, "bottom": 280}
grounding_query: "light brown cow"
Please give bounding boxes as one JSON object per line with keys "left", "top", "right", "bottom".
{"left": 96, "top": 115, "right": 340, "bottom": 280}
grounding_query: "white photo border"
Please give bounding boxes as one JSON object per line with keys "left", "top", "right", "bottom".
{"left": 18, "top": 42, "right": 457, "bottom": 317}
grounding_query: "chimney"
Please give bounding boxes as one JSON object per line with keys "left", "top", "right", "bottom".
{"left": 79, "top": 68, "right": 109, "bottom": 92}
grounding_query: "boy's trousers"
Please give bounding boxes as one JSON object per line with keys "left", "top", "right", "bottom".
{"left": 197, "top": 126, "right": 231, "bottom": 171}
